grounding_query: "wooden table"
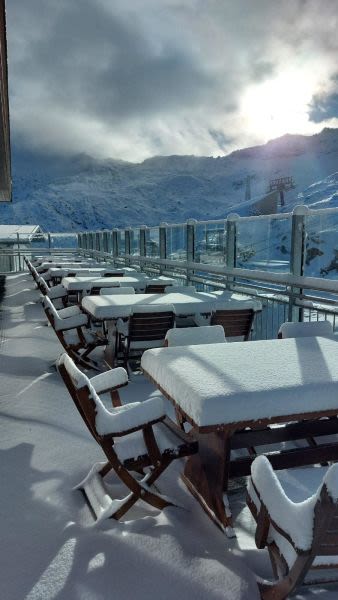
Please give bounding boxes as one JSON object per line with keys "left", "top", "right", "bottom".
{"left": 141, "top": 336, "right": 338, "bottom": 535}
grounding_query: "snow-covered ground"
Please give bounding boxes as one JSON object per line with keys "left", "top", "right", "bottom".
{"left": 1, "top": 273, "right": 338, "bottom": 599}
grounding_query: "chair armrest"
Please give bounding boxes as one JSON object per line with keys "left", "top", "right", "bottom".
{"left": 58, "top": 305, "right": 81, "bottom": 318}
{"left": 95, "top": 396, "right": 166, "bottom": 437}
{"left": 47, "top": 285, "right": 68, "bottom": 300}
{"left": 54, "top": 312, "right": 88, "bottom": 331}
{"left": 91, "top": 367, "right": 128, "bottom": 394}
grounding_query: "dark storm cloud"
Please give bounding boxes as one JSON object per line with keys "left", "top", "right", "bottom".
{"left": 309, "top": 77, "right": 338, "bottom": 123}
{"left": 6, "top": 0, "right": 338, "bottom": 160}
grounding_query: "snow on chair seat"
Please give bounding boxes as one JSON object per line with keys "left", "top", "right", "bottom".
{"left": 278, "top": 320, "right": 334, "bottom": 339}
{"left": 247, "top": 455, "right": 338, "bottom": 599}
{"left": 42, "top": 296, "right": 107, "bottom": 371}
{"left": 57, "top": 353, "right": 198, "bottom": 522}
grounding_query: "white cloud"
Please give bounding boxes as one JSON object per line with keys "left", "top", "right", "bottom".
{"left": 7, "top": 0, "right": 338, "bottom": 161}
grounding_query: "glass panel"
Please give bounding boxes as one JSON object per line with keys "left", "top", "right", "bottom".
{"left": 146, "top": 227, "right": 159, "bottom": 257}
{"left": 236, "top": 215, "right": 291, "bottom": 272}
{"left": 304, "top": 210, "right": 338, "bottom": 279}
{"left": 166, "top": 225, "right": 187, "bottom": 261}
{"left": 48, "top": 233, "right": 77, "bottom": 250}
{"left": 195, "top": 221, "right": 226, "bottom": 264}
{"left": 130, "top": 229, "right": 140, "bottom": 255}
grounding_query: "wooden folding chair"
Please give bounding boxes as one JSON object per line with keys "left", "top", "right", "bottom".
{"left": 116, "top": 304, "right": 175, "bottom": 370}
{"left": 42, "top": 296, "right": 107, "bottom": 370}
{"left": 145, "top": 284, "right": 167, "bottom": 293}
{"left": 278, "top": 320, "right": 334, "bottom": 339}
{"left": 247, "top": 456, "right": 338, "bottom": 599}
{"left": 37, "top": 276, "right": 68, "bottom": 307}
{"left": 210, "top": 307, "right": 256, "bottom": 340}
{"left": 57, "top": 353, "right": 198, "bottom": 522}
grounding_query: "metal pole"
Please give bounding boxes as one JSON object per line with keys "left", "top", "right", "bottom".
{"left": 289, "top": 205, "right": 308, "bottom": 321}
{"left": 226, "top": 213, "right": 238, "bottom": 288}
{"left": 159, "top": 223, "right": 167, "bottom": 274}
{"left": 186, "top": 219, "right": 196, "bottom": 285}
{"left": 112, "top": 229, "right": 118, "bottom": 259}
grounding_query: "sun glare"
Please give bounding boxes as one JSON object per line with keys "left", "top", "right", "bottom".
{"left": 240, "top": 70, "right": 318, "bottom": 140}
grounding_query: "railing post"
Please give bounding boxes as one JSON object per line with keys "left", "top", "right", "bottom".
{"left": 125, "top": 228, "right": 131, "bottom": 266}
{"left": 289, "top": 205, "right": 308, "bottom": 322}
{"left": 187, "top": 219, "right": 196, "bottom": 285}
{"left": 112, "top": 229, "right": 118, "bottom": 260}
{"left": 226, "top": 213, "right": 238, "bottom": 288}
{"left": 159, "top": 223, "right": 167, "bottom": 273}
{"left": 16, "top": 232, "right": 21, "bottom": 272}
{"left": 102, "top": 231, "right": 108, "bottom": 254}
{"left": 140, "top": 226, "right": 147, "bottom": 255}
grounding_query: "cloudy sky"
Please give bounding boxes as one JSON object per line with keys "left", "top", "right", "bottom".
{"left": 7, "top": 0, "right": 338, "bottom": 162}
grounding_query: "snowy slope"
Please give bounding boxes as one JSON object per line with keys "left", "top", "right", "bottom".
{"left": 0, "top": 128, "right": 337, "bottom": 232}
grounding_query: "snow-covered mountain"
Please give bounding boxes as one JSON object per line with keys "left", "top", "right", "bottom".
{"left": 0, "top": 127, "right": 337, "bottom": 232}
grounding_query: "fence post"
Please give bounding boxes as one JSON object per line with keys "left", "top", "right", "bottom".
{"left": 226, "top": 213, "right": 238, "bottom": 287}
{"left": 289, "top": 205, "right": 308, "bottom": 321}
{"left": 159, "top": 223, "right": 167, "bottom": 273}
{"left": 125, "top": 228, "right": 131, "bottom": 266}
{"left": 112, "top": 229, "right": 118, "bottom": 260}
{"left": 187, "top": 219, "right": 196, "bottom": 285}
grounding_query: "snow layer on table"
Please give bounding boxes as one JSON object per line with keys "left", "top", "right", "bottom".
{"left": 165, "top": 325, "right": 226, "bottom": 346}
{"left": 82, "top": 291, "right": 260, "bottom": 320}
{"left": 141, "top": 336, "right": 338, "bottom": 427}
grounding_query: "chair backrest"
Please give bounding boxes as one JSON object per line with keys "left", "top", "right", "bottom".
{"left": 103, "top": 272, "right": 124, "bottom": 277}
{"left": 129, "top": 304, "right": 175, "bottom": 343}
{"left": 278, "top": 320, "right": 334, "bottom": 339}
{"left": 100, "top": 286, "right": 135, "bottom": 295}
{"left": 58, "top": 353, "right": 100, "bottom": 440}
{"left": 145, "top": 284, "right": 167, "bottom": 294}
{"left": 210, "top": 308, "right": 255, "bottom": 340}
{"left": 164, "top": 285, "right": 196, "bottom": 293}
{"left": 165, "top": 325, "right": 226, "bottom": 347}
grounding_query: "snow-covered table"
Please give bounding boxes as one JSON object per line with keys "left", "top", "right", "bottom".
{"left": 64, "top": 274, "right": 176, "bottom": 295}
{"left": 81, "top": 290, "right": 261, "bottom": 320}
{"left": 141, "top": 336, "right": 338, "bottom": 535}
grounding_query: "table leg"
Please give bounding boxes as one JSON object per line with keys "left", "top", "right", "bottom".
{"left": 104, "top": 321, "right": 117, "bottom": 367}
{"left": 181, "top": 428, "right": 235, "bottom": 536}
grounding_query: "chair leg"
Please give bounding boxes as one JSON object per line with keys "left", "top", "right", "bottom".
{"left": 258, "top": 552, "right": 315, "bottom": 600}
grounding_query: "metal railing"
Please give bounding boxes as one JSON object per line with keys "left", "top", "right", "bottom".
{"left": 2, "top": 206, "right": 338, "bottom": 338}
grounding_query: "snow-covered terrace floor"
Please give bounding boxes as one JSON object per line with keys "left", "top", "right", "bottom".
{"left": 0, "top": 273, "right": 337, "bottom": 600}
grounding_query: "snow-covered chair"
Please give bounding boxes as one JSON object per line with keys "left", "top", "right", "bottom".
{"left": 165, "top": 325, "right": 226, "bottom": 347}
{"left": 278, "top": 320, "right": 334, "bottom": 339}
{"left": 116, "top": 304, "right": 175, "bottom": 370}
{"left": 57, "top": 352, "right": 198, "bottom": 522}
{"left": 195, "top": 305, "right": 256, "bottom": 340}
{"left": 42, "top": 296, "right": 107, "bottom": 370}
{"left": 145, "top": 283, "right": 168, "bottom": 293}
{"left": 99, "top": 286, "right": 135, "bottom": 295}
{"left": 247, "top": 456, "right": 338, "bottom": 599}
{"left": 164, "top": 285, "right": 196, "bottom": 293}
